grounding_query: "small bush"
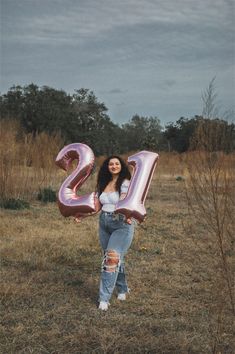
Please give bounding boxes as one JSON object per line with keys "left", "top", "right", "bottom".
{"left": 37, "top": 187, "right": 57, "bottom": 203}
{"left": 0, "top": 198, "right": 30, "bottom": 210}
{"left": 176, "top": 176, "right": 184, "bottom": 181}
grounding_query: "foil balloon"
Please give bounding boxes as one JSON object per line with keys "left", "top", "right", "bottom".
{"left": 55, "top": 143, "right": 101, "bottom": 217}
{"left": 115, "top": 151, "right": 159, "bottom": 223}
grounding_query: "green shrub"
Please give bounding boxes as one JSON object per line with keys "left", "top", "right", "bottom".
{"left": 176, "top": 176, "right": 185, "bottom": 181}
{"left": 37, "top": 187, "right": 57, "bottom": 203}
{"left": 0, "top": 198, "right": 30, "bottom": 210}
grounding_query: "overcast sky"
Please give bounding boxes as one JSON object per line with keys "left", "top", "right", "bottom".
{"left": 1, "top": 0, "right": 235, "bottom": 125}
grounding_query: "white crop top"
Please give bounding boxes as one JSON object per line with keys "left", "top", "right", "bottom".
{"left": 99, "top": 179, "right": 130, "bottom": 212}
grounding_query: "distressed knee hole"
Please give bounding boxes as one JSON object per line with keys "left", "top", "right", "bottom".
{"left": 102, "top": 250, "right": 120, "bottom": 272}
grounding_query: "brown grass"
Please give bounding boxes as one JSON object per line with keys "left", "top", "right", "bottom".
{"left": 1, "top": 149, "right": 234, "bottom": 353}
{"left": 0, "top": 119, "right": 64, "bottom": 200}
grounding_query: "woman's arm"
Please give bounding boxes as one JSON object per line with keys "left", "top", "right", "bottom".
{"left": 119, "top": 192, "right": 132, "bottom": 224}
{"left": 119, "top": 180, "right": 132, "bottom": 224}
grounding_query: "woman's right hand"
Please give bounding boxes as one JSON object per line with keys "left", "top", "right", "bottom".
{"left": 75, "top": 217, "right": 82, "bottom": 223}
{"left": 125, "top": 217, "right": 132, "bottom": 225}
{"left": 74, "top": 212, "right": 87, "bottom": 223}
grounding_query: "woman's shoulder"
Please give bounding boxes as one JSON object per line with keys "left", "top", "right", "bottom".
{"left": 122, "top": 179, "right": 130, "bottom": 186}
{"left": 120, "top": 179, "right": 130, "bottom": 194}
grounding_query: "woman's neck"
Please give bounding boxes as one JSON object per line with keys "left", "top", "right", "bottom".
{"left": 111, "top": 175, "right": 119, "bottom": 182}
{"left": 102, "top": 175, "right": 119, "bottom": 193}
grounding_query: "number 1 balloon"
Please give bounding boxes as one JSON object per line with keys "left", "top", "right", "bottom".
{"left": 55, "top": 143, "right": 101, "bottom": 217}
{"left": 115, "top": 151, "right": 159, "bottom": 223}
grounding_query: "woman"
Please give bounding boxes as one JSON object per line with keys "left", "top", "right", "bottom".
{"left": 96, "top": 155, "right": 135, "bottom": 311}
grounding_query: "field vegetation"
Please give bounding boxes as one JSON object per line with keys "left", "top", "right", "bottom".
{"left": 0, "top": 119, "right": 234, "bottom": 353}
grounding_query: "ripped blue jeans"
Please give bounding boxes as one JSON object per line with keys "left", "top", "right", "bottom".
{"left": 99, "top": 211, "right": 135, "bottom": 303}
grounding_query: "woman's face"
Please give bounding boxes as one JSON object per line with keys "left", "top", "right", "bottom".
{"left": 108, "top": 158, "right": 122, "bottom": 176}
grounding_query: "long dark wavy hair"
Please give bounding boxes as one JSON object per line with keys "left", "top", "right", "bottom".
{"left": 96, "top": 155, "right": 131, "bottom": 196}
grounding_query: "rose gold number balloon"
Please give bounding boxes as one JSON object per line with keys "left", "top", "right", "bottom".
{"left": 55, "top": 143, "right": 101, "bottom": 217}
{"left": 115, "top": 151, "right": 159, "bottom": 223}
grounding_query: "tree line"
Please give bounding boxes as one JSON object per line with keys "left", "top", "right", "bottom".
{"left": 0, "top": 83, "right": 234, "bottom": 155}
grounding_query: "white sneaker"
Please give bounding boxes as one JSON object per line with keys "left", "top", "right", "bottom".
{"left": 117, "top": 293, "right": 126, "bottom": 301}
{"left": 98, "top": 301, "right": 109, "bottom": 311}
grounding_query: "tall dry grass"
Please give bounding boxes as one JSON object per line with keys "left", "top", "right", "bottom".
{"left": 0, "top": 120, "right": 187, "bottom": 203}
{"left": 0, "top": 119, "right": 64, "bottom": 200}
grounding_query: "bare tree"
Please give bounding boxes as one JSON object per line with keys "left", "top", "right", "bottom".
{"left": 185, "top": 78, "right": 235, "bottom": 351}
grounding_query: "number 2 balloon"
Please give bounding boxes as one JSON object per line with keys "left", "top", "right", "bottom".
{"left": 55, "top": 143, "right": 101, "bottom": 218}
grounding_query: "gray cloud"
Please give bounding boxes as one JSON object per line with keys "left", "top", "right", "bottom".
{"left": 2, "top": 0, "right": 233, "bottom": 44}
{"left": 1, "top": 0, "right": 234, "bottom": 124}
{"left": 161, "top": 80, "right": 177, "bottom": 89}
{"left": 107, "top": 89, "right": 126, "bottom": 94}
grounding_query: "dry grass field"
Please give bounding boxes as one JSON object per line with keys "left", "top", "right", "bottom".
{"left": 0, "top": 133, "right": 234, "bottom": 353}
